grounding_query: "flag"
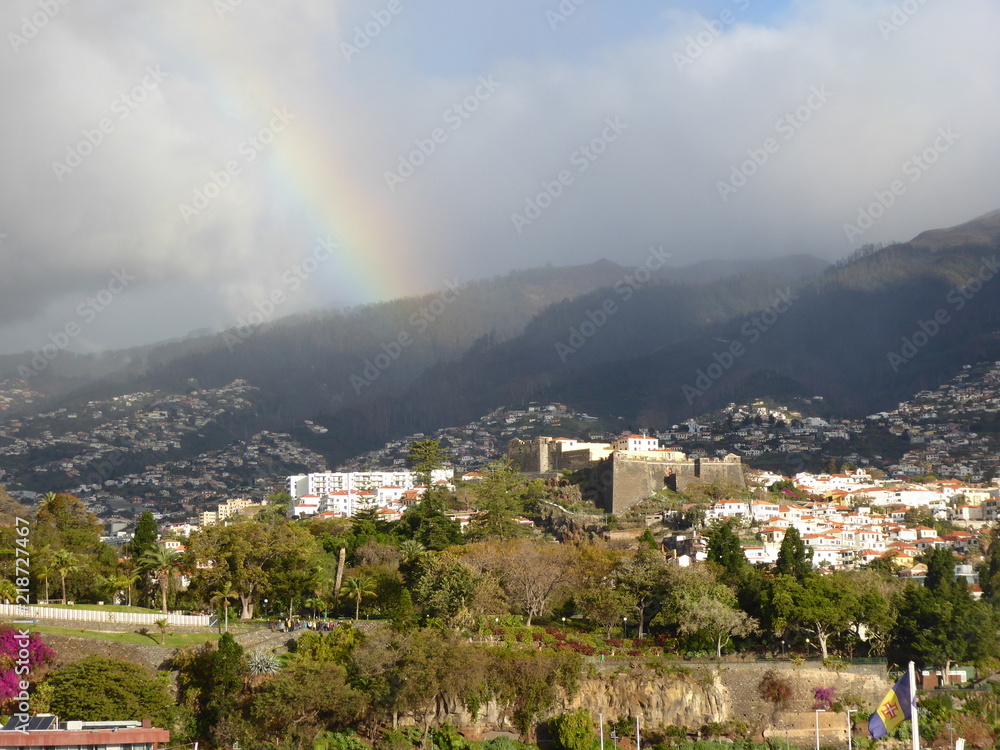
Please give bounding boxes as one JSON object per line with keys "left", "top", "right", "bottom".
{"left": 869, "top": 672, "right": 912, "bottom": 739}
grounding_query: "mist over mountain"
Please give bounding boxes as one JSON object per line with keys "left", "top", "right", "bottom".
{"left": 319, "top": 210, "right": 1000, "bottom": 461}
{"left": 6, "top": 210, "right": 1000, "bottom": 468}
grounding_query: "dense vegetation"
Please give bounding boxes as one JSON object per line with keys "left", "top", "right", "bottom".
{"left": 5, "top": 446, "right": 1000, "bottom": 748}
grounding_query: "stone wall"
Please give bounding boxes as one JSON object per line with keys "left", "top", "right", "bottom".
{"left": 404, "top": 660, "right": 888, "bottom": 744}
{"left": 600, "top": 454, "right": 747, "bottom": 514}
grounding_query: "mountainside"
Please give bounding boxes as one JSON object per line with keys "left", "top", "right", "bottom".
{"left": 10, "top": 210, "right": 1000, "bottom": 470}
{"left": 314, "top": 211, "right": 1000, "bottom": 462}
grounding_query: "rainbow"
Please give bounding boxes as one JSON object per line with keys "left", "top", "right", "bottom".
{"left": 154, "top": 5, "right": 418, "bottom": 303}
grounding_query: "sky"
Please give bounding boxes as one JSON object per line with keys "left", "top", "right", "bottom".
{"left": 1, "top": 0, "right": 998, "bottom": 354}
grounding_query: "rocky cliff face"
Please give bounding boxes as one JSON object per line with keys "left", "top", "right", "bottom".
{"left": 403, "top": 661, "right": 888, "bottom": 739}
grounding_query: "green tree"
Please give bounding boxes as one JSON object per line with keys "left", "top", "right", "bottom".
{"left": 206, "top": 633, "right": 246, "bottom": 735}
{"left": 657, "top": 564, "right": 758, "bottom": 657}
{"left": 924, "top": 547, "right": 957, "bottom": 593}
{"left": 613, "top": 548, "right": 668, "bottom": 638}
{"left": 342, "top": 575, "right": 377, "bottom": 620}
{"left": 46, "top": 656, "right": 174, "bottom": 726}
{"left": 52, "top": 548, "right": 79, "bottom": 605}
{"left": 466, "top": 460, "right": 528, "bottom": 542}
{"left": 399, "top": 491, "right": 463, "bottom": 551}
{"left": 210, "top": 581, "right": 239, "bottom": 632}
{"left": 637, "top": 528, "right": 658, "bottom": 551}
{"left": 413, "top": 553, "right": 478, "bottom": 626}
{"left": 132, "top": 511, "right": 158, "bottom": 560}
{"left": 706, "top": 521, "right": 748, "bottom": 582}
{"left": 251, "top": 661, "right": 364, "bottom": 746}
{"left": 576, "top": 587, "right": 636, "bottom": 638}
{"left": 890, "top": 576, "right": 998, "bottom": 675}
{"left": 549, "top": 709, "right": 601, "bottom": 750}
{"left": 768, "top": 572, "right": 860, "bottom": 658}
{"left": 775, "top": 527, "right": 812, "bottom": 579}
{"left": 154, "top": 617, "right": 168, "bottom": 645}
{"left": 139, "top": 547, "right": 180, "bottom": 613}
{"left": 188, "top": 518, "right": 321, "bottom": 619}
{"left": 408, "top": 439, "right": 446, "bottom": 489}
{"left": 979, "top": 530, "right": 1000, "bottom": 602}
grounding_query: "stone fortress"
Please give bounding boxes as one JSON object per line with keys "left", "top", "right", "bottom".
{"left": 508, "top": 433, "right": 745, "bottom": 514}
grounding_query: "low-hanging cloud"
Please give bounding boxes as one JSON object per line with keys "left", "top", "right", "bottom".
{"left": 0, "top": 0, "right": 998, "bottom": 353}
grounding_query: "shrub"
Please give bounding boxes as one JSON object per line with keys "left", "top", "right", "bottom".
{"left": 758, "top": 670, "right": 793, "bottom": 708}
{"left": 813, "top": 687, "right": 836, "bottom": 711}
{"left": 549, "top": 709, "right": 600, "bottom": 750}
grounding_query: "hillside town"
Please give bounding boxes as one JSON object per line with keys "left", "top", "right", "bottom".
{"left": 669, "top": 466, "right": 996, "bottom": 581}
{"left": 1, "top": 362, "right": 1000, "bottom": 562}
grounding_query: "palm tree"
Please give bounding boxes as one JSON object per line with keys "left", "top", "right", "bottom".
{"left": 154, "top": 617, "right": 169, "bottom": 645}
{"left": 210, "top": 581, "right": 239, "bottom": 632}
{"left": 119, "top": 567, "right": 140, "bottom": 607}
{"left": 398, "top": 539, "right": 427, "bottom": 565}
{"left": 304, "top": 596, "right": 326, "bottom": 619}
{"left": 342, "top": 575, "right": 376, "bottom": 620}
{"left": 52, "top": 549, "right": 79, "bottom": 605}
{"left": 34, "top": 563, "right": 53, "bottom": 604}
{"left": 105, "top": 573, "right": 136, "bottom": 606}
{"left": 34, "top": 544, "right": 55, "bottom": 604}
{"left": 139, "top": 547, "right": 180, "bottom": 614}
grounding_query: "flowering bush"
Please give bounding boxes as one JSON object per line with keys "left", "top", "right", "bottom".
{"left": 758, "top": 670, "right": 794, "bottom": 708}
{"left": 0, "top": 626, "right": 55, "bottom": 705}
{"left": 813, "top": 687, "right": 836, "bottom": 710}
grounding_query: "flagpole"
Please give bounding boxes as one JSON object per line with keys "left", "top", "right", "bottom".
{"left": 909, "top": 661, "right": 919, "bottom": 750}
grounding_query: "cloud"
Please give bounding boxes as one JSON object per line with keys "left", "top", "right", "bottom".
{"left": 0, "top": 0, "right": 998, "bottom": 353}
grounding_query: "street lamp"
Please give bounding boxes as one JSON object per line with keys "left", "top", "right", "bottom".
{"left": 623, "top": 617, "right": 628, "bottom": 638}
{"left": 815, "top": 709, "right": 824, "bottom": 750}
{"left": 846, "top": 709, "right": 856, "bottom": 750}
{"left": 781, "top": 640, "right": 786, "bottom": 658}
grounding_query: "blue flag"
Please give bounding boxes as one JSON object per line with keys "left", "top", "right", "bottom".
{"left": 869, "top": 672, "right": 912, "bottom": 739}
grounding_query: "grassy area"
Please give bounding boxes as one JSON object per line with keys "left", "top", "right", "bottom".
{"left": 27, "top": 623, "right": 221, "bottom": 649}
{"left": 39, "top": 603, "right": 164, "bottom": 614}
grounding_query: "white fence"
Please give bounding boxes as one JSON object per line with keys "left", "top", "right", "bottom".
{"left": 0, "top": 603, "right": 211, "bottom": 627}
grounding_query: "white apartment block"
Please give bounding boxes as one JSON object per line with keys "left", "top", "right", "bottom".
{"left": 293, "top": 490, "right": 388, "bottom": 518}
{"left": 289, "top": 469, "right": 452, "bottom": 498}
